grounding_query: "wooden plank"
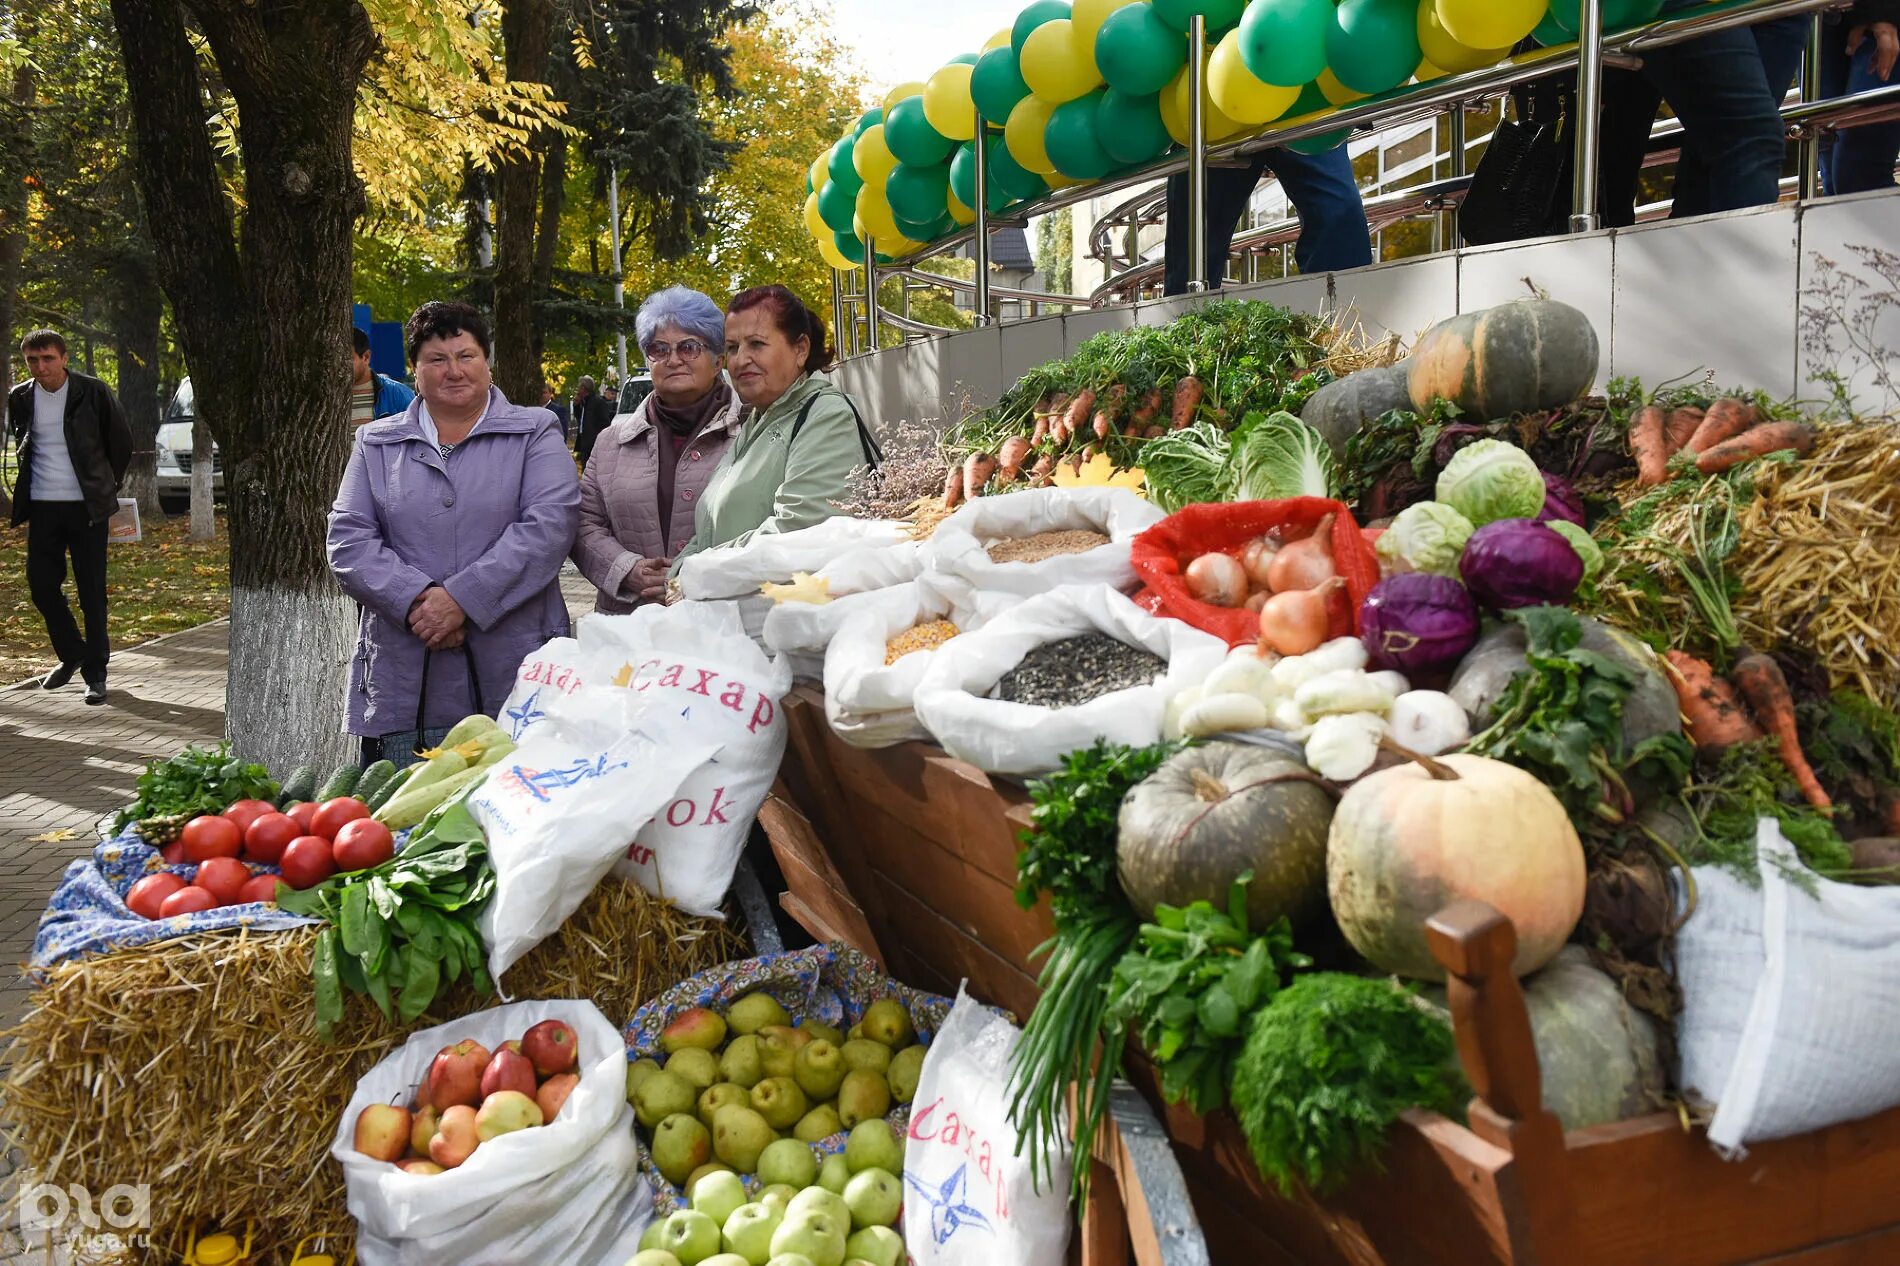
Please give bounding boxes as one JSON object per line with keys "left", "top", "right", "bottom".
{"left": 1080, "top": 1157, "right": 1132, "bottom": 1266}
{"left": 1748, "top": 1226, "right": 1900, "bottom": 1265}
{"left": 779, "top": 891, "right": 856, "bottom": 950}
{"left": 873, "top": 877, "right": 1042, "bottom": 1022}
{"left": 771, "top": 843, "right": 881, "bottom": 958}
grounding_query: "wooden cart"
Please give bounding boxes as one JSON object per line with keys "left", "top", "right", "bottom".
{"left": 763, "top": 686, "right": 1900, "bottom": 1266}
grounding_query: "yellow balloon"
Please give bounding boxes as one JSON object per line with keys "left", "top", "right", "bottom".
{"left": 809, "top": 152, "right": 830, "bottom": 192}
{"left": 923, "top": 63, "right": 978, "bottom": 142}
{"left": 1418, "top": 2, "right": 1512, "bottom": 74}
{"left": 983, "top": 26, "right": 1013, "bottom": 53}
{"left": 881, "top": 233, "right": 925, "bottom": 259}
{"left": 818, "top": 235, "right": 855, "bottom": 272}
{"left": 1434, "top": 0, "right": 1542, "bottom": 51}
{"left": 1005, "top": 95, "right": 1060, "bottom": 175}
{"left": 855, "top": 183, "right": 904, "bottom": 244}
{"left": 852, "top": 123, "right": 899, "bottom": 185}
{"left": 1161, "top": 55, "right": 1247, "bottom": 147}
{"left": 946, "top": 187, "right": 976, "bottom": 226}
{"left": 882, "top": 81, "right": 928, "bottom": 119}
{"left": 1072, "top": 0, "right": 1139, "bottom": 49}
{"left": 1317, "top": 67, "right": 1369, "bottom": 107}
{"left": 1208, "top": 30, "right": 1300, "bottom": 126}
{"left": 1019, "top": 20, "right": 1101, "bottom": 104}
{"left": 1414, "top": 58, "right": 1448, "bottom": 83}
{"left": 803, "top": 192, "right": 829, "bottom": 240}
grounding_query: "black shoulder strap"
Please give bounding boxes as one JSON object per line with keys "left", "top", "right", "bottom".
{"left": 789, "top": 391, "right": 882, "bottom": 469}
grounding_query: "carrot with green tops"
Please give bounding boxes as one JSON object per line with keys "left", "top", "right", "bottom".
{"left": 1028, "top": 453, "right": 1055, "bottom": 485}
{"left": 1171, "top": 376, "right": 1203, "bottom": 429}
{"left": 1064, "top": 389, "right": 1096, "bottom": 441}
{"left": 1131, "top": 386, "right": 1163, "bottom": 426}
{"left": 1731, "top": 652, "right": 1832, "bottom": 809}
{"left": 1688, "top": 397, "right": 1756, "bottom": 454}
{"left": 1695, "top": 422, "right": 1816, "bottom": 475}
{"left": 1630, "top": 404, "right": 1669, "bottom": 486}
{"left": 1663, "top": 406, "right": 1702, "bottom": 456}
{"left": 962, "top": 451, "right": 998, "bottom": 502}
{"left": 941, "top": 466, "right": 965, "bottom": 510}
{"left": 1664, "top": 650, "right": 1762, "bottom": 750}
{"left": 997, "top": 436, "right": 1033, "bottom": 482}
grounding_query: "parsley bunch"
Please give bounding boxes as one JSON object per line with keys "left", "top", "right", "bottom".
{"left": 113, "top": 743, "right": 279, "bottom": 831}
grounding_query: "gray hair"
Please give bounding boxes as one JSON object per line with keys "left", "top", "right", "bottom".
{"left": 576, "top": 375, "right": 596, "bottom": 393}
{"left": 636, "top": 285, "right": 725, "bottom": 352}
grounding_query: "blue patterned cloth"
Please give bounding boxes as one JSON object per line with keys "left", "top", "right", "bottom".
{"left": 623, "top": 942, "right": 965, "bottom": 1213}
{"left": 30, "top": 828, "right": 320, "bottom": 970}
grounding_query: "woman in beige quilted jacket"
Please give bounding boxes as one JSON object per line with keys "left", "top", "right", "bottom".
{"left": 571, "top": 286, "right": 742, "bottom": 612}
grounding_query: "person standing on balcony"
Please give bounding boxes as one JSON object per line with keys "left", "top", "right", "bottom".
{"left": 7, "top": 328, "right": 131, "bottom": 705}
{"left": 1162, "top": 143, "right": 1373, "bottom": 293}
{"left": 349, "top": 326, "right": 415, "bottom": 427}
{"left": 1821, "top": 2, "right": 1900, "bottom": 194}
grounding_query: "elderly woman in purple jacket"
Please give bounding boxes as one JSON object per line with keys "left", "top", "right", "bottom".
{"left": 328, "top": 301, "right": 580, "bottom": 766}
{"left": 572, "top": 286, "right": 744, "bottom": 612}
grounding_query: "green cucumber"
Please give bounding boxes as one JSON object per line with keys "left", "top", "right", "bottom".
{"left": 366, "top": 764, "right": 414, "bottom": 813}
{"left": 354, "top": 759, "right": 398, "bottom": 807}
{"left": 277, "top": 765, "right": 318, "bottom": 806}
{"left": 315, "top": 763, "right": 363, "bottom": 801}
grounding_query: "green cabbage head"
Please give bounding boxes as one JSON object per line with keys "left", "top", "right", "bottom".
{"left": 1435, "top": 439, "right": 1545, "bottom": 526}
{"left": 1546, "top": 520, "right": 1604, "bottom": 583}
{"left": 1376, "top": 501, "right": 1475, "bottom": 577}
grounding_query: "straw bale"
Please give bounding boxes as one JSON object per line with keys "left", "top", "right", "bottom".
{"left": 0, "top": 880, "right": 746, "bottom": 1265}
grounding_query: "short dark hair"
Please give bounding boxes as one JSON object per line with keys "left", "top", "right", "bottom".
{"left": 727, "top": 285, "right": 834, "bottom": 374}
{"left": 404, "top": 301, "right": 492, "bottom": 365}
{"left": 352, "top": 327, "right": 371, "bottom": 356}
{"left": 21, "top": 329, "right": 66, "bottom": 355}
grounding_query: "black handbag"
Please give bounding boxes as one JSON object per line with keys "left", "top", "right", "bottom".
{"left": 1460, "top": 78, "right": 1575, "bottom": 247}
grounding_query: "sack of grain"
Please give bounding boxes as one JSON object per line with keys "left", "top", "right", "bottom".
{"left": 920, "top": 488, "right": 1164, "bottom": 597}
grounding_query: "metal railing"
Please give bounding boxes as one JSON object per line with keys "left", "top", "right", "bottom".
{"left": 832, "top": 0, "right": 1893, "bottom": 355}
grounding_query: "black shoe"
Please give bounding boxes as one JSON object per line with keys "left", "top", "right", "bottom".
{"left": 84, "top": 678, "right": 107, "bottom": 706}
{"left": 41, "top": 662, "right": 80, "bottom": 690}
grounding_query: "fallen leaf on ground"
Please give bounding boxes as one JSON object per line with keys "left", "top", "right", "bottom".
{"left": 28, "top": 829, "right": 80, "bottom": 843}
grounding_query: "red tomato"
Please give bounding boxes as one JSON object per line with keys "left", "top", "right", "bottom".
{"left": 311, "top": 797, "right": 371, "bottom": 841}
{"left": 238, "top": 874, "right": 283, "bottom": 905}
{"left": 161, "top": 841, "right": 186, "bottom": 865}
{"left": 193, "top": 856, "right": 251, "bottom": 906}
{"left": 280, "top": 835, "right": 337, "bottom": 890}
{"left": 333, "top": 817, "right": 396, "bottom": 873}
{"left": 158, "top": 886, "right": 219, "bottom": 918}
{"left": 243, "top": 812, "right": 300, "bottom": 864}
{"left": 181, "top": 814, "right": 242, "bottom": 862}
{"left": 222, "top": 799, "right": 278, "bottom": 835}
{"left": 126, "top": 873, "right": 187, "bottom": 920}
{"left": 287, "top": 801, "right": 319, "bottom": 834}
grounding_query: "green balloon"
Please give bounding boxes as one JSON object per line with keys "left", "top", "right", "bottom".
{"left": 886, "top": 95, "right": 956, "bottom": 166}
{"left": 1097, "top": 89, "right": 1173, "bottom": 166}
{"left": 1532, "top": 11, "right": 1572, "bottom": 46}
{"left": 1283, "top": 80, "right": 1345, "bottom": 156}
{"left": 896, "top": 209, "right": 957, "bottom": 242}
{"left": 950, "top": 140, "right": 978, "bottom": 210}
{"left": 855, "top": 108, "right": 883, "bottom": 136}
{"left": 949, "top": 51, "right": 982, "bottom": 67}
{"left": 988, "top": 138, "right": 1049, "bottom": 202}
{"left": 1324, "top": 0, "right": 1419, "bottom": 95}
{"left": 834, "top": 231, "right": 866, "bottom": 265}
{"left": 817, "top": 178, "right": 858, "bottom": 233}
{"left": 1238, "top": 0, "right": 1333, "bottom": 88}
{"left": 828, "top": 138, "right": 864, "bottom": 195}
{"left": 1150, "top": 0, "right": 1246, "bottom": 35}
{"left": 1094, "top": 3, "right": 1187, "bottom": 96}
{"left": 886, "top": 161, "right": 953, "bottom": 224}
{"left": 971, "top": 46, "right": 1032, "bottom": 123}
{"left": 1044, "top": 89, "right": 1113, "bottom": 182}
{"left": 1288, "top": 129, "right": 1350, "bottom": 156}
{"left": 1549, "top": 0, "right": 1666, "bottom": 34}
{"left": 1012, "top": 0, "right": 1071, "bottom": 57}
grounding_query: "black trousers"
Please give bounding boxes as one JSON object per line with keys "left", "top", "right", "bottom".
{"left": 26, "top": 501, "right": 110, "bottom": 680}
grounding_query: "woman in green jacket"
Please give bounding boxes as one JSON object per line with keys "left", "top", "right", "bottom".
{"left": 670, "top": 284, "right": 878, "bottom": 571}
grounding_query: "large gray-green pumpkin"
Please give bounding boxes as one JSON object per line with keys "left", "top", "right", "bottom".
{"left": 1406, "top": 299, "right": 1600, "bottom": 421}
{"left": 1117, "top": 742, "right": 1335, "bottom": 929}
{"left": 1302, "top": 362, "right": 1413, "bottom": 455}
{"left": 1449, "top": 615, "right": 1680, "bottom": 756}
{"left": 1421, "top": 946, "right": 1664, "bottom": 1130}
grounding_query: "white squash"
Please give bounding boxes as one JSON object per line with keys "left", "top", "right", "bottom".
{"left": 1304, "top": 713, "right": 1388, "bottom": 780}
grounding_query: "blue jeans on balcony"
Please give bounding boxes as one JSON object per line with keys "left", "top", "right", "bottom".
{"left": 1821, "top": 22, "right": 1900, "bottom": 194}
{"left": 1670, "top": 15, "right": 1808, "bottom": 217}
{"left": 1163, "top": 143, "right": 1372, "bottom": 295}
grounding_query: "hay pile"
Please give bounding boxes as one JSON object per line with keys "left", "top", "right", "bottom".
{"left": 1, "top": 880, "right": 746, "bottom": 1265}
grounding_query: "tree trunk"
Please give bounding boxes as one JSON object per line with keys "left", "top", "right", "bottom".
{"left": 110, "top": 0, "right": 374, "bottom": 775}
{"left": 114, "top": 255, "right": 166, "bottom": 520}
{"left": 529, "top": 135, "right": 567, "bottom": 373}
{"left": 189, "top": 411, "right": 213, "bottom": 542}
{"left": 492, "top": 0, "right": 554, "bottom": 404}
{"left": 0, "top": 4, "right": 31, "bottom": 521}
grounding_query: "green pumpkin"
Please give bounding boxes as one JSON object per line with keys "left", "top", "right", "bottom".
{"left": 1301, "top": 361, "right": 1413, "bottom": 455}
{"left": 1406, "top": 298, "right": 1601, "bottom": 421}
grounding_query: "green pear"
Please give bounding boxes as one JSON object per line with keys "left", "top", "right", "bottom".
{"left": 838, "top": 1041, "right": 890, "bottom": 1076}
{"left": 750, "top": 1076, "right": 809, "bottom": 1130}
{"left": 662, "top": 1007, "right": 729, "bottom": 1054}
{"left": 842, "top": 1120, "right": 903, "bottom": 1175}
{"left": 651, "top": 1113, "right": 713, "bottom": 1186}
{"left": 627, "top": 1057, "right": 664, "bottom": 1103}
{"left": 759, "top": 1032, "right": 800, "bottom": 1081}
{"left": 639, "top": 1218, "right": 669, "bottom": 1252}
{"left": 723, "top": 1201, "right": 784, "bottom": 1266}
{"left": 843, "top": 1168, "right": 903, "bottom": 1230}
{"left": 659, "top": 1209, "right": 722, "bottom": 1266}
{"left": 800, "top": 1021, "right": 845, "bottom": 1047}
{"left": 685, "top": 1162, "right": 734, "bottom": 1200}
{"left": 719, "top": 1035, "right": 765, "bottom": 1089}
{"left": 772, "top": 1206, "right": 848, "bottom": 1266}
{"left": 755, "top": 1137, "right": 819, "bottom": 1189}
{"left": 668, "top": 1047, "right": 721, "bottom": 1092}
{"left": 636, "top": 1070, "right": 699, "bottom": 1130}
{"left": 712, "top": 1103, "right": 776, "bottom": 1173}
{"left": 793, "top": 1104, "right": 844, "bottom": 1144}
{"left": 727, "top": 992, "right": 792, "bottom": 1035}
{"left": 690, "top": 1167, "right": 750, "bottom": 1228}
{"left": 793, "top": 1040, "right": 846, "bottom": 1101}
{"left": 886, "top": 1046, "right": 925, "bottom": 1105}
{"left": 758, "top": 1183, "right": 798, "bottom": 1214}
{"left": 698, "top": 1082, "right": 752, "bottom": 1129}
{"left": 835, "top": 1070, "right": 891, "bottom": 1129}
{"left": 845, "top": 1226, "right": 904, "bottom": 1266}
{"left": 817, "top": 1152, "right": 851, "bottom": 1195}
{"left": 859, "top": 1000, "right": 916, "bottom": 1050}
{"left": 629, "top": 1251, "right": 683, "bottom": 1266}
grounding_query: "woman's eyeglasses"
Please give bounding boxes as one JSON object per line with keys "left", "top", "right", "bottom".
{"left": 644, "top": 338, "right": 708, "bottom": 363}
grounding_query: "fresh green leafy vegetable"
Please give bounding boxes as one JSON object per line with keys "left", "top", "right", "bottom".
{"left": 278, "top": 793, "right": 495, "bottom": 1039}
{"left": 1014, "top": 739, "right": 1185, "bottom": 924}
{"left": 1231, "top": 973, "right": 1466, "bottom": 1196}
{"left": 1234, "top": 410, "right": 1339, "bottom": 500}
{"left": 1436, "top": 438, "right": 1545, "bottom": 526}
{"left": 1105, "top": 874, "right": 1309, "bottom": 1114}
{"left": 114, "top": 743, "right": 279, "bottom": 831}
{"left": 1683, "top": 739, "right": 1854, "bottom": 883}
{"left": 1138, "top": 422, "right": 1235, "bottom": 512}
{"left": 1798, "top": 689, "right": 1900, "bottom": 835}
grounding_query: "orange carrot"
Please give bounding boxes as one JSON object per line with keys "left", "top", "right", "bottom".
{"left": 1731, "top": 653, "right": 1832, "bottom": 809}
{"left": 1630, "top": 405, "right": 1669, "bottom": 487}
{"left": 1064, "top": 389, "right": 1096, "bottom": 439}
{"left": 1688, "top": 397, "right": 1755, "bottom": 454}
{"left": 1142, "top": 425, "right": 1165, "bottom": 439}
{"left": 1030, "top": 414, "right": 1050, "bottom": 446}
{"left": 1171, "top": 376, "right": 1203, "bottom": 429}
{"left": 1093, "top": 411, "right": 1114, "bottom": 440}
{"left": 1029, "top": 453, "right": 1055, "bottom": 485}
{"left": 1663, "top": 406, "right": 1702, "bottom": 456}
{"left": 1694, "top": 422, "right": 1816, "bottom": 475}
{"left": 941, "top": 466, "right": 964, "bottom": 510}
{"left": 1131, "top": 386, "right": 1163, "bottom": 426}
{"left": 963, "top": 452, "right": 998, "bottom": 503}
{"left": 998, "top": 436, "right": 1033, "bottom": 482}
{"left": 1665, "top": 650, "right": 1762, "bottom": 750}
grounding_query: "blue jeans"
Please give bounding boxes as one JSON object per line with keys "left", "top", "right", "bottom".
{"left": 1821, "top": 23, "right": 1900, "bottom": 194}
{"left": 1163, "top": 144, "right": 1372, "bottom": 294}
{"left": 1670, "top": 16, "right": 1807, "bottom": 217}
{"left": 1635, "top": 8, "right": 1788, "bottom": 216}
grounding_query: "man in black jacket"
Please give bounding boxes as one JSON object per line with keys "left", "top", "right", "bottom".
{"left": 8, "top": 329, "right": 132, "bottom": 704}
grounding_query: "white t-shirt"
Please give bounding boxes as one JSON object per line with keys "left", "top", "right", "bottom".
{"left": 418, "top": 398, "right": 488, "bottom": 454}
{"left": 30, "top": 380, "right": 83, "bottom": 502}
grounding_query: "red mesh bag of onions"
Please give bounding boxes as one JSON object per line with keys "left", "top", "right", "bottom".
{"left": 1129, "top": 498, "right": 1381, "bottom": 649}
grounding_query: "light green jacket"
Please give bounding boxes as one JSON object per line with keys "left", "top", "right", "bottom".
{"left": 671, "top": 372, "right": 870, "bottom": 571}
